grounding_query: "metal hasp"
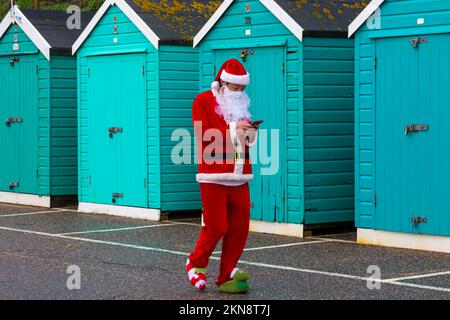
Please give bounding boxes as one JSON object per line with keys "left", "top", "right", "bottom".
{"left": 411, "top": 217, "right": 427, "bottom": 224}
{"left": 9, "top": 181, "right": 19, "bottom": 190}
{"left": 108, "top": 127, "right": 123, "bottom": 138}
{"left": 411, "top": 37, "right": 427, "bottom": 48}
{"left": 10, "top": 56, "right": 19, "bottom": 66}
{"left": 240, "top": 49, "right": 254, "bottom": 62}
{"left": 404, "top": 124, "right": 429, "bottom": 135}
{"left": 5, "top": 117, "right": 23, "bottom": 127}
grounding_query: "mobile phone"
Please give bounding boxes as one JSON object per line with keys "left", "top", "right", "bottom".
{"left": 251, "top": 120, "right": 263, "bottom": 127}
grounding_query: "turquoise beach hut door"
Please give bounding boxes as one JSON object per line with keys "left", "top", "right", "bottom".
{"left": 213, "top": 46, "right": 286, "bottom": 223}
{"left": 375, "top": 34, "right": 450, "bottom": 237}
{"left": 0, "top": 57, "right": 19, "bottom": 193}
{"left": 0, "top": 55, "right": 38, "bottom": 194}
{"left": 86, "top": 53, "right": 147, "bottom": 207}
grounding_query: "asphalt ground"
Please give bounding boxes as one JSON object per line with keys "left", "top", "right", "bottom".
{"left": 0, "top": 203, "right": 449, "bottom": 300}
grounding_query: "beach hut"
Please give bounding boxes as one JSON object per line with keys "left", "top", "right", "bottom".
{"left": 194, "top": 0, "right": 366, "bottom": 237}
{"left": 72, "top": 0, "right": 216, "bottom": 220}
{"left": 350, "top": 0, "right": 450, "bottom": 253}
{"left": 0, "top": 6, "right": 92, "bottom": 207}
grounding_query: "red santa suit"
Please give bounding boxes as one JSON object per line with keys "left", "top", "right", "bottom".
{"left": 188, "top": 59, "right": 256, "bottom": 287}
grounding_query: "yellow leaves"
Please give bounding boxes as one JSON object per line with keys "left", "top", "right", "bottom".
{"left": 289, "top": 0, "right": 368, "bottom": 21}
{"left": 131, "top": 0, "right": 221, "bottom": 40}
{"left": 323, "top": 7, "right": 335, "bottom": 20}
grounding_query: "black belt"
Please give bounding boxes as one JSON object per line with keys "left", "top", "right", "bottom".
{"left": 204, "top": 152, "right": 249, "bottom": 160}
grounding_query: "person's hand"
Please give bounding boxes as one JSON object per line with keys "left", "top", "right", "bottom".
{"left": 236, "top": 120, "right": 252, "bottom": 131}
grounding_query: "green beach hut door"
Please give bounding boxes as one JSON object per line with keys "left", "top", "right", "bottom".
{"left": 213, "top": 46, "right": 286, "bottom": 222}
{"left": 375, "top": 34, "right": 450, "bottom": 237}
{"left": 0, "top": 55, "right": 38, "bottom": 194}
{"left": 86, "top": 53, "right": 147, "bottom": 207}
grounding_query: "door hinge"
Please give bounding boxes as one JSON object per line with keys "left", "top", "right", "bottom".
{"left": 89, "top": 175, "right": 91, "bottom": 185}
{"left": 112, "top": 192, "right": 123, "bottom": 204}
{"left": 36, "top": 169, "right": 39, "bottom": 178}
{"left": 5, "top": 117, "right": 23, "bottom": 127}
{"left": 282, "top": 63, "right": 285, "bottom": 74}
{"left": 411, "top": 217, "right": 427, "bottom": 224}
{"left": 87, "top": 68, "right": 90, "bottom": 78}
{"left": 214, "top": 65, "right": 216, "bottom": 75}
{"left": 108, "top": 127, "right": 123, "bottom": 138}
{"left": 404, "top": 124, "right": 429, "bottom": 136}
{"left": 144, "top": 178, "right": 147, "bottom": 188}
{"left": 142, "top": 65, "right": 145, "bottom": 75}
{"left": 374, "top": 57, "right": 377, "bottom": 69}
{"left": 9, "top": 181, "right": 19, "bottom": 190}
{"left": 36, "top": 65, "right": 39, "bottom": 74}
{"left": 373, "top": 193, "right": 377, "bottom": 207}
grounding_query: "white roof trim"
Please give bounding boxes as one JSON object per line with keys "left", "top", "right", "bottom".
{"left": 0, "top": 13, "right": 13, "bottom": 38}
{"left": 259, "top": 0, "right": 303, "bottom": 42}
{"left": 72, "top": 0, "right": 160, "bottom": 55}
{"left": 0, "top": 6, "right": 52, "bottom": 60}
{"left": 72, "top": 0, "right": 114, "bottom": 54}
{"left": 192, "top": 0, "right": 234, "bottom": 48}
{"left": 193, "top": 0, "right": 303, "bottom": 48}
{"left": 348, "top": 0, "right": 385, "bottom": 38}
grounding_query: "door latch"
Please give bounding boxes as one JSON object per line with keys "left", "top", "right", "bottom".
{"left": 411, "top": 217, "right": 427, "bottom": 224}
{"left": 404, "top": 124, "right": 429, "bottom": 135}
{"left": 108, "top": 127, "right": 123, "bottom": 138}
{"left": 9, "top": 181, "right": 19, "bottom": 190}
{"left": 5, "top": 117, "right": 23, "bottom": 127}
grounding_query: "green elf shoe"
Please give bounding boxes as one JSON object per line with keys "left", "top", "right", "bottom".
{"left": 218, "top": 269, "right": 250, "bottom": 294}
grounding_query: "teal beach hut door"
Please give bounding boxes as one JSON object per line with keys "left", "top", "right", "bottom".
{"left": 213, "top": 46, "right": 286, "bottom": 223}
{"left": 0, "top": 57, "right": 19, "bottom": 193}
{"left": 0, "top": 55, "right": 38, "bottom": 194}
{"left": 375, "top": 34, "right": 450, "bottom": 237}
{"left": 86, "top": 53, "right": 147, "bottom": 207}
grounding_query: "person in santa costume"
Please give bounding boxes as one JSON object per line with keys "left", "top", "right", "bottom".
{"left": 186, "top": 59, "right": 259, "bottom": 293}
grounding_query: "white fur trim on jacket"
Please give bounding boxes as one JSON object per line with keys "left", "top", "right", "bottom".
{"left": 196, "top": 173, "right": 254, "bottom": 183}
{"left": 220, "top": 70, "right": 250, "bottom": 86}
{"left": 211, "top": 81, "right": 221, "bottom": 90}
{"left": 246, "top": 128, "right": 258, "bottom": 147}
{"left": 229, "top": 121, "right": 237, "bottom": 145}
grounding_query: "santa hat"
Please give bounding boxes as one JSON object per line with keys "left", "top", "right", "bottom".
{"left": 211, "top": 59, "right": 250, "bottom": 90}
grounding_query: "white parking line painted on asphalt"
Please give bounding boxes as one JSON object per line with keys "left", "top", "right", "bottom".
{"left": 0, "top": 210, "right": 60, "bottom": 218}
{"left": 52, "top": 208, "right": 79, "bottom": 212}
{"left": 165, "top": 220, "right": 202, "bottom": 227}
{"left": 0, "top": 225, "right": 449, "bottom": 294}
{"left": 58, "top": 223, "right": 180, "bottom": 236}
{"left": 383, "top": 270, "right": 450, "bottom": 283}
{"left": 0, "top": 225, "right": 189, "bottom": 256}
{"left": 307, "top": 236, "right": 356, "bottom": 244}
{"left": 233, "top": 259, "right": 450, "bottom": 293}
{"left": 212, "top": 240, "right": 334, "bottom": 254}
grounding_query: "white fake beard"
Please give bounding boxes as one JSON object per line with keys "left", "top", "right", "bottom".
{"left": 215, "top": 86, "right": 252, "bottom": 124}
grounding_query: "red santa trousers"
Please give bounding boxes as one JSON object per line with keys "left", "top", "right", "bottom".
{"left": 189, "top": 182, "right": 251, "bottom": 286}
